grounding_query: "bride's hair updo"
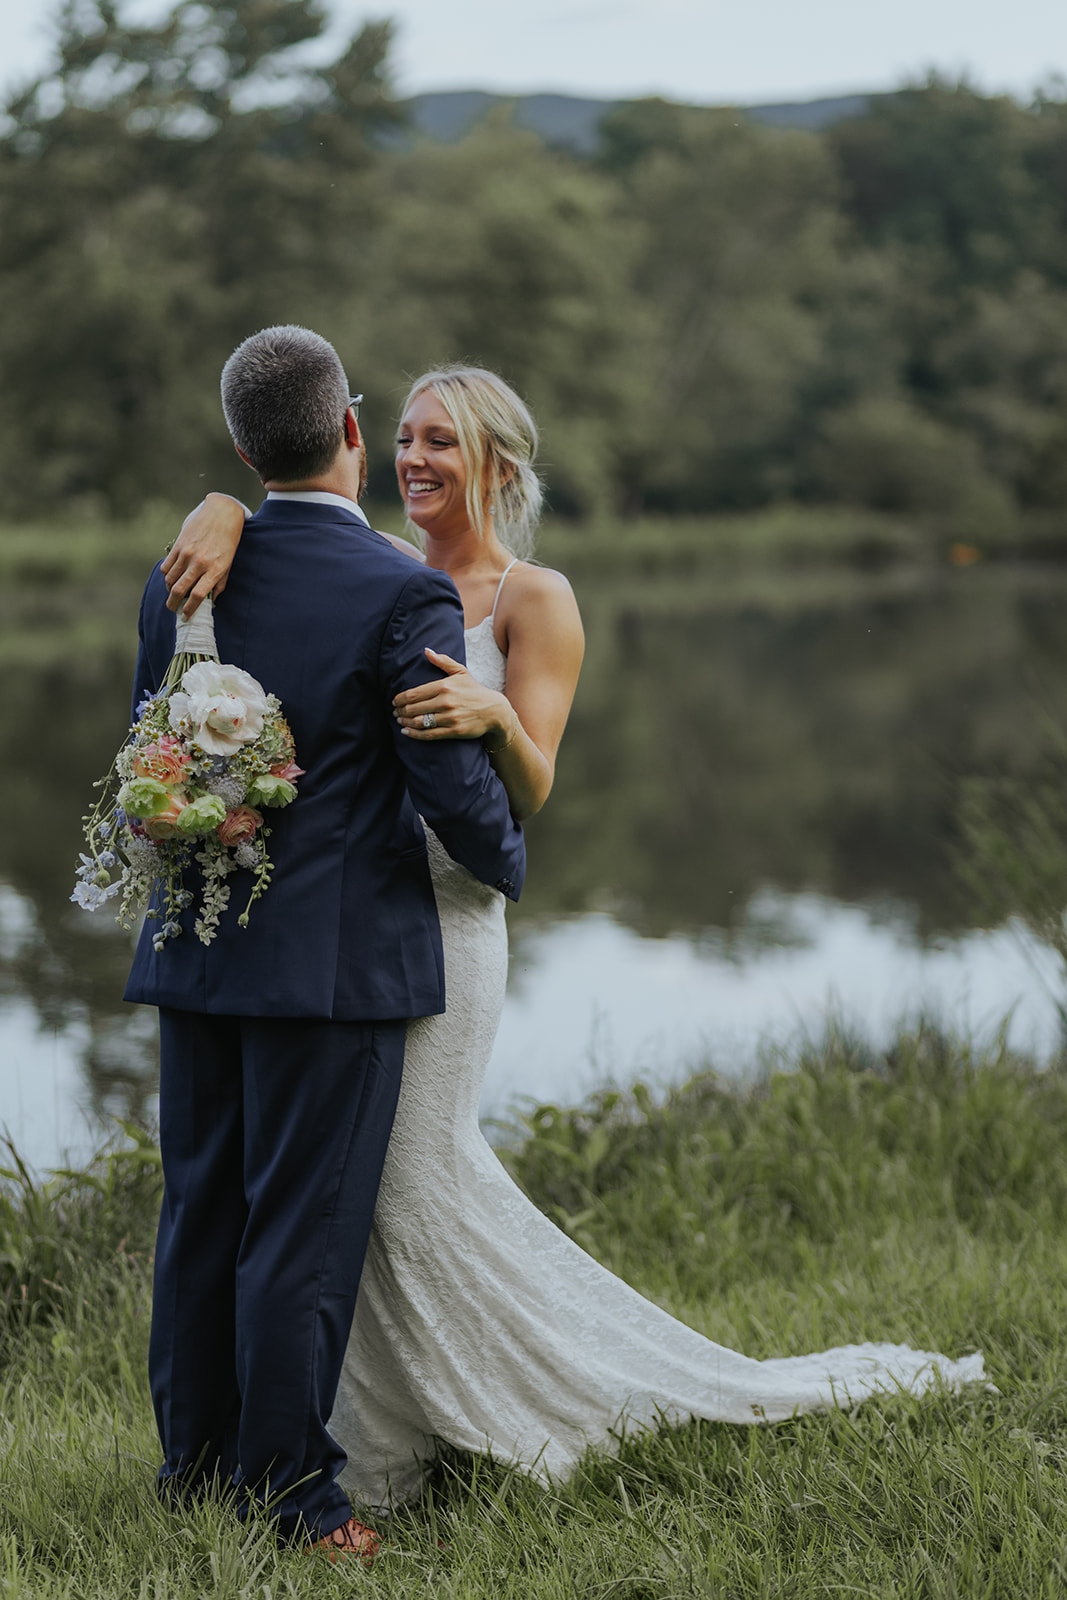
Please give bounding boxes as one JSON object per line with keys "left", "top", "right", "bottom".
{"left": 401, "top": 366, "right": 543, "bottom": 557}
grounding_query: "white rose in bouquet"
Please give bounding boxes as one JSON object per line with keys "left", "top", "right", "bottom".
{"left": 75, "top": 588, "right": 303, "bottom": 949}
{"left": 168, "top": 661, "right": 269, "bottom": 755}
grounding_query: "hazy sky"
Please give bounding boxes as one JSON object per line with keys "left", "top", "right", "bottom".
{"left": 1, "top": 0, "right": 1064, "bottom": 106}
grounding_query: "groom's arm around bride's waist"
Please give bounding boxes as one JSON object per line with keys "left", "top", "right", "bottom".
{"left": 382, "top": 563, "right": 526, "bottom": 901}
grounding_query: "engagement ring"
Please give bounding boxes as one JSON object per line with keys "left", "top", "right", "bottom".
{"left": 421, "top": 712, "right": 437, "bottom": 729}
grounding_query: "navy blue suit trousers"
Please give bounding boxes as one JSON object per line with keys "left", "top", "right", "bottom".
{"left": 150, "top": 1008, "right": 405, "bottom": 1540}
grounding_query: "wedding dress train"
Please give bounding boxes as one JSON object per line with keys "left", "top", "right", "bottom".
{"left": 331, "top": 602, "right": 986, "bottom": 1511}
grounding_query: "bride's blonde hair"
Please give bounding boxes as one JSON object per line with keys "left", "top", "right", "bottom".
{"left": 400, "top": 366, "right": 542, "bottom": 557}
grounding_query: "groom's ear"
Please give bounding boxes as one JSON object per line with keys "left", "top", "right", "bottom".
{"left": 234, "top": 442, "right": 268, "bottom": 485}
{"left": 344, "top": 407, "right": 362, "bottom": 450}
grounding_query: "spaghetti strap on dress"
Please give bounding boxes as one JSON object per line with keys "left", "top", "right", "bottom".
{"left": 489, "top": 558, "right": 519, "bottom": 626}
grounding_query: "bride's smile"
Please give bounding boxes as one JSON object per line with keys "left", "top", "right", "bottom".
{"left": 396, "top": 390, "right": 473, "bottom": 537}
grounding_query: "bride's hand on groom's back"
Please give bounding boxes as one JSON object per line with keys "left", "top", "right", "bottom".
{"left": 393, "top": 650, "right": 519, "bottom": 747}
{"left": 163, "top": 494, "right": 247, "bottom": 615}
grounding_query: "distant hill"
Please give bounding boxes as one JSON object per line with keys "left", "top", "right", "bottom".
{"left": 401, "top": 89, "right": 872, "bottom": 154}
{"left": 744, "top": 95, "right": 871, "bottom": 131}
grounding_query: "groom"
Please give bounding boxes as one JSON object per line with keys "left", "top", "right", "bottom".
{"left": 124, "top": 325, "right": 525, "bottom": 1552}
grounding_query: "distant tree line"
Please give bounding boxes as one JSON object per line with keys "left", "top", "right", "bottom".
{"left": 3, "top": 0, "right": 1067, "bottom": 526}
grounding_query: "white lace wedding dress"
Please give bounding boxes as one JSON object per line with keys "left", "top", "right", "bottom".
{"left": 331, "top": 580, "right": 986, "bottom": 1511}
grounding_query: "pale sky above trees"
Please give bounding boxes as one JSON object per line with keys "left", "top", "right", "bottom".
{"left": 0, "top": 0, "right": 1063, "bottom": 105}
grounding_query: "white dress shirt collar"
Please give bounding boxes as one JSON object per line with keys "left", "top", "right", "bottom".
{"left": 266, "top": 489, "right": 370, "bottom": 525}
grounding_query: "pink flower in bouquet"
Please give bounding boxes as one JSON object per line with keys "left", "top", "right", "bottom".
{"left": 133, "top": 736, "right": 190, "bottom": 787}
{"left": 144, "top": 795, "right": 188, "bottom": 840}
{"left": 217, "top": 805, "right": 263, "bottom": 847}
{"left": 269, "top": 760, "right": 306, "bottom": 782}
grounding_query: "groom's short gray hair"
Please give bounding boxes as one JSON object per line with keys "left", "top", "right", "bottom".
{"left": 221, "top": 325, "right": 351, "bottom": 482}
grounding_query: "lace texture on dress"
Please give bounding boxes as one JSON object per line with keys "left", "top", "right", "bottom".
{"left": 330, "top": 614, "right": 987, "bottom": 1511}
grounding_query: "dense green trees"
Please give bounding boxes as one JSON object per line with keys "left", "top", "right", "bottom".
{"left": 353, "top": 120, "right": 642, "bottom": 513}
{"left": 821, "top": 86, "right": 1067, "bottom": 522}
{"left": 2, "top": 0, "right": 1067, "bottom": 527}
{"left": 0, "top": 0, "right": 399, "bottom": 509}
{"left": 600, "top": 102, "right": 847, "bottom": 510}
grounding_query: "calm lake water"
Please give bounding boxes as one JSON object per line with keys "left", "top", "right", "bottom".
{"left": 2, "top": 552, "right": 1066, "bottom": 1168}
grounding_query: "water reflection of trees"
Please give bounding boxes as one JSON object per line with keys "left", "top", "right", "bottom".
{"left": 4, "top": 562, "right": 1067, "bottom": 1122}
{"left": 0, "top": 644, "right": 158, "bottom": 1124}
{"left": 522, "top": 564, "right": 1067, "bottom": 939}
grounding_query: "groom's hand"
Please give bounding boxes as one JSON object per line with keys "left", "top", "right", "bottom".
{"left": 393, "top": 650, "right": 519, "bottom": 745}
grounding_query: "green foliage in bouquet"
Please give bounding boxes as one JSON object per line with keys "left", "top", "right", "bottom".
{"left": 73, "top": 604, "right": 302, "bottom": 947}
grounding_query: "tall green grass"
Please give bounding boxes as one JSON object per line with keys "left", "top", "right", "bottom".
{"left": 4, "top": 1027, "right": 1067, "bottom": 1596}
{"left": 0, "top": 1127, "right": 161, "bottom": 1336}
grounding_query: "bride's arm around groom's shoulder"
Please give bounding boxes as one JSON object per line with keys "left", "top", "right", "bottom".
{"left": 161, "top": 493, "right": 424, "bottom": 615}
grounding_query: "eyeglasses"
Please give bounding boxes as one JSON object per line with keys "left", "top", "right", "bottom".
{"left": 348, "top": 394, "right": 363, "bottom": 421}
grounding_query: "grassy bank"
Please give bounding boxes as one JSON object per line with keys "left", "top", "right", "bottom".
{"left": 3, "top": 1025, "right": 1067, "bottom": 1596}
{"left": 3, "top": 502, "right": 1066, "bottom": 591}
{"left": 4, "top": 502, "right": 1064, "bottom": 672}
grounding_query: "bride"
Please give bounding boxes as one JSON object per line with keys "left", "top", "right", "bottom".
{"left": 164, "top": 364, "right": 986, "bottom": 1514}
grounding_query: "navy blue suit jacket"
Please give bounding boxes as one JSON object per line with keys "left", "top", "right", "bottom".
{"left": 123, "top": 499, "right": 525, "bottom": 1020}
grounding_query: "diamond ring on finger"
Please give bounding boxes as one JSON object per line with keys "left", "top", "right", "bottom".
{"left": 421, "top": 712, "right": 437, "bottom": 729}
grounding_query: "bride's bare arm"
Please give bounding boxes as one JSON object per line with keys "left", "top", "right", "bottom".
{"left": 163, "top": 494, "right": 425, "bottom": 615}
{"left": 163, "top": 494, "right": 248, "bottom": 615}
{"left": 392, "top": 567, "right": 584, "bottom": 821}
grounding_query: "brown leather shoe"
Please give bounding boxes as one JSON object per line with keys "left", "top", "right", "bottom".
{"left": 309, "top": 1516, "right": 380, "bottom": 1564}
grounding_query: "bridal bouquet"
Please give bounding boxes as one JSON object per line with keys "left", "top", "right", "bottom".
{"left": 72, "top": 601, "right": 303, "bottom": 948}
